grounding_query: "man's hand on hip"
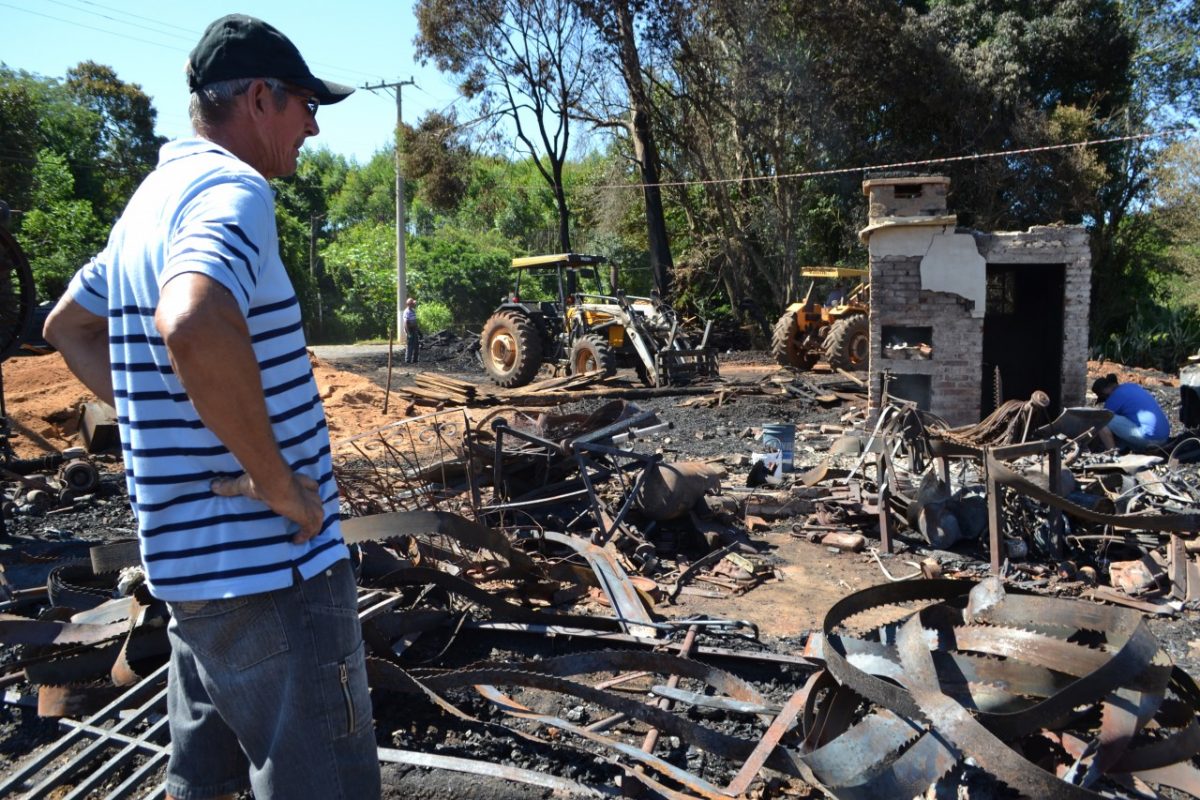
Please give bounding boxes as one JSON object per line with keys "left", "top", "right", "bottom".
{"left": 210, "top": 472, "right": 326, "bottom": 543}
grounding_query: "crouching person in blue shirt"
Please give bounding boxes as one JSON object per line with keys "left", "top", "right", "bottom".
{"left": 1092, "top": 373, "right": 1170, "bottom": 451}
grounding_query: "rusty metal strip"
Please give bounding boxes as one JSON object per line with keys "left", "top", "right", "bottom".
{"left": 475, "top": 682, "right": 735, "bottom": 800}
{"left": 1129, "top": 760, "right": 1200, "bottom": 796}
{"left": 724, "top": 684, "right": 808, "bottom": 795}
{"left": 368, "top": 566, "right": 626, "bottom": 632}
{"left": 811, "top": 578, "right": 1200, "bottom": 797}
{"left": 1112, "top": 669, "right": 1200, "bottom": 772}
{"left": 894, "top": 614, "right": 1100, "bottom": 800}
{"left": 466, "top": 620, "right": 817, "bottom": 668}
{"left": 372, "top": 661, "right": 804, "bottom": 779}
{"left": 822, "top": 578, "right": 976, "bottom": 721}
{"left": 987, "top": 456, "right": 1200, "bottom": 532}
{"left": 0, "top": 613, "right": 132, "bottom": 646}
{"left": 341, "top": 510, "right": 539, "bottom": 575}
{"left": 540, "top": 531, "right": 658, "bottom": 638}
{"left": 421, "top": 648, "right": 773, "bottom": 715}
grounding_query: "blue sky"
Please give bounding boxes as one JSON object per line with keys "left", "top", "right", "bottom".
{"left": 2, "top": 0, "right": 464, "bottom": 163}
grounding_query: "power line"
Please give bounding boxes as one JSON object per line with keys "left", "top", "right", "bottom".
{"left": 585, "top": 128, "right": 1195, "bottom": 192}
{"left": 0, "top": 2, "right": 181, "bottom": 52}
{"left": 44, "top": 0, "right": 195, "bottom": 43}
{"left": 70, "top": 0, "right": 196, "bottom": 35}
{"left": 3, "top": 2, "right": 402, "bottom": 86}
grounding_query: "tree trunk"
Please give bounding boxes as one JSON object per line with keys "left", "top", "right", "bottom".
{"left": 553, "top": 169, "right": 572, "bottom": 252}
{"left": 613, "top": 0, "right": 673, "bottom": 299}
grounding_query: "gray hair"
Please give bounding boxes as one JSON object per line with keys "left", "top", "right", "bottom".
{"left": 188, "top": 77, "right": 289, "bottom": 130}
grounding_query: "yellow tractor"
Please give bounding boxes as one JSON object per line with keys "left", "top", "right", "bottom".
{"left": 770, "top": 266, "right": 870, "bottom": 371}
{"left": 480, "top": 253, "right": 718, "bottom": 388}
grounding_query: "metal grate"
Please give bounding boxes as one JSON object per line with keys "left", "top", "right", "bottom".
{"left": 2, "top": 663, "right": 170, "bottom": 799}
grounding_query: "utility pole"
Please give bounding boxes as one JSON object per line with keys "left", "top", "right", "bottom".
{"left": 363, "top": 78, "right": 415, "bottom": 344}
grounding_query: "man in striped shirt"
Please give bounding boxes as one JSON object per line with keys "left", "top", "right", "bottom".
{"left": 44, "top": 15, "right": 380, "bottom": 800}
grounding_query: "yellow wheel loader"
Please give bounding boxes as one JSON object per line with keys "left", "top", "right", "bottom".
{"left": 770, "top": 266, "right": 870, "bottom": 371}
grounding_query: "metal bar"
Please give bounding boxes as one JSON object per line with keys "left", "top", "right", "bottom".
{"left": 640, "top": 625, "right": 699, "bottom": 755}
{"left": 103, "top": 750, "right": 170, "bottom": 800}
{"left": 377, "top": 747, "right": 617, "bottom": 797}
{"left": 569, "top": 410, "right": 659, "bottom": 447}
{"left": 986, "top": 452, "right": 1004, "bottom": 574}
{"left": 540, "top": 532, "right": 658, "bottom": 639}
{"left": 1048, "top": 446, "right": 1064, "bottom": 557}
{"left": 878, "top": 480, "right": 894, "bottom": 555}
{"left": 477, "top": 487, "right": 589, "bottom": 512}
{"left": 465, "top": 622, "right": 818, "bottom": 668}
{"left": 0, "top": 663, "right": 170, "bottom": 794}
{"left": 724, "top": 685, "right": 809, "bottom": 795}
{"left": 18, "top": 679, "right": 170, "bottom": 798}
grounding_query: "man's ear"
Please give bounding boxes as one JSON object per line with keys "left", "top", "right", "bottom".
{"left": 246, "top": 79, "right": 273, "bottom": 118}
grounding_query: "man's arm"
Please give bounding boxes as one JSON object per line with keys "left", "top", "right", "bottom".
{"left": 156, "top": 272, "right": 324, "bottom": 543}
{"left": 43, "top": 298, "right": 115, "bottom": 407}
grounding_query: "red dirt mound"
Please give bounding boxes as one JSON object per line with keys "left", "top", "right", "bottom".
{"left": 1, "top": 352, "right": 401, "bottom": 458}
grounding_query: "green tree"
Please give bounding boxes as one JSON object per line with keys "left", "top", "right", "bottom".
{"left": 407, "top": 225, "right": 515, "bottom": 326}
{"left": 320, "top": 220, "right": 396, "bottom": 340}
{"left": 405, "top": 110, "right": 470, "bottom": 213}
{"left": 415, "top": 0, "right": 601, "bottom": 251}
{"left": 0, "top": 77, "right": 40, "bottom": 212}
{"left": 17, "top": 149, "right": 104, "bottom": 299}
{"left": 64, "top": 61, "right": 165, "bottom": 222}
{"left": 329, "top": 150, "right": 397, "bottom": 227}
{"left": 273, "top": 147, "right": 354, "bottom": 340}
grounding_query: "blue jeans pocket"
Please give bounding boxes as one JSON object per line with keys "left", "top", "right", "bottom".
{"left": 169, "top": 595, "right": 289, "bottom": 671}
{"left": 321, "top": 640, "right": 373, "bottom": 739}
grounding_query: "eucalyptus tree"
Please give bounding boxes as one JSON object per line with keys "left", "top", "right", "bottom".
{"left": 571, "top": 0, "right": 677, "bottom": 297}
{"left": 416, "top": 0, "right": 600, "bottom": 251}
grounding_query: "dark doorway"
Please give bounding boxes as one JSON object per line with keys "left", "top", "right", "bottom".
{"left": 981, "top": 264, "right": 1065, "bottom": 418}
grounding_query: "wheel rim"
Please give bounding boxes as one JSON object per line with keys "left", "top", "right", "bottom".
{"left": 574, "top": 350, "right": 596, "bottom": 373}
{"left": 849, "top": 333, "right": 869, "bottom": 365}
{"left": 489, "top": 332, "right": 518, "bottom": 371}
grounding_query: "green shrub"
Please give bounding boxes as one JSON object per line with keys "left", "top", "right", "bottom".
{"left": 416, "top": 301, "right": 452, "bottom": 333}
{"left": 1095, "top": 303, "right": 1200, "bottom": 371}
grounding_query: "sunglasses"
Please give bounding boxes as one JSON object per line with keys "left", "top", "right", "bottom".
{"left": 287, "top": 89, "right": 319, "bottom": 118}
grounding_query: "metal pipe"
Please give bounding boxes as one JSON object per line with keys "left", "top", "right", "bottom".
{"left": 639, "top": 624, "right": 699, "bottom": 756}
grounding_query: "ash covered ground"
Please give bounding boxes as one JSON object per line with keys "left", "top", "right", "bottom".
{"left": 2, "top": 337, "right": 1199, "bottom": 799}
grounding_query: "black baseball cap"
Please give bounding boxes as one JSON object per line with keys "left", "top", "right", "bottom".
{"left": 187, "top": 14, "right": 354, "bottom": 105}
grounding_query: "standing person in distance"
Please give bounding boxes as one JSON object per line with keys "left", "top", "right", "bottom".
{"left": 404, "top": 296, "right": 421, "bottom": 364}
{"left": 43, "top": 14, "right": 381, "bottom": 800}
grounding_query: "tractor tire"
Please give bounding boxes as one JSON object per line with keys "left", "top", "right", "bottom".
{"left": 568, "top": 334, "right": 616, "bottom": 377}
{"left": 481, "top": 311, "right": 543, "bottom": 387}
{"left": 770, "top": 312, "right": 818, "bottom": 370}
{"left": 824, "top": 313, "right": 869, "bottom": 371}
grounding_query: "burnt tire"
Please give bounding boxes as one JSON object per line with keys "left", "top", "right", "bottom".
{"left": 770, "top": 312, "right": 817, "bottom": 370}
{"left": 568, "top": 334, "right": 615, "bottom": 377}
{"left": 824, "top": 313, "right": 869, "bottom": 371}
{"left": 481, "top": 311, "right": 543, "bottom": 387}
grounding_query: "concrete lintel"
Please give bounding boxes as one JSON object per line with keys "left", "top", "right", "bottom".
{"left": 859, "top": 214, "right": 958, "bottom": 243}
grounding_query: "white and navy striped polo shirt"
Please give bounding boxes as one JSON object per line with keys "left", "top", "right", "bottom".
{"left": 67, "top": 138, "right": 348, "bottom": 601}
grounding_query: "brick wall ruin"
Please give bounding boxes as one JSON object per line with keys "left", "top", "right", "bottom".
{"left": 861, "top": 177, "right": 1091, "bottom": 425}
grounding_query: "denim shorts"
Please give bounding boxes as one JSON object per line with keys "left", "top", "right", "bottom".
{"left": 163, "top": 559, "right": 380, "bottom": 799}
{"left": 1108, "top": 414, "right": 1167, "bottom": 449}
